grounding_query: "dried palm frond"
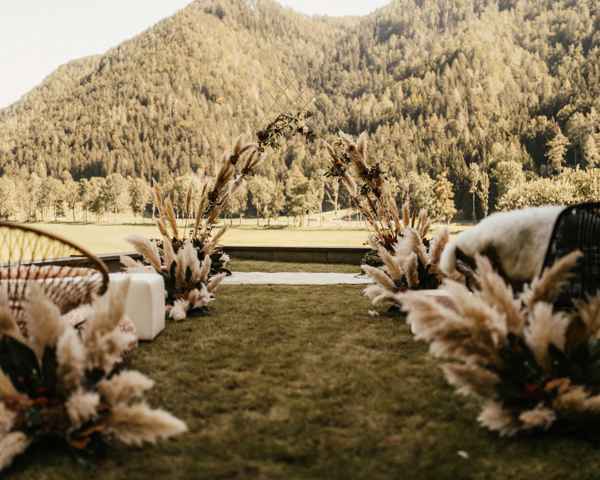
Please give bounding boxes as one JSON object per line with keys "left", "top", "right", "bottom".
{"left": 399, "top": 250, "right": 600, "bottom": 436}
{"left": 0, "top": 283, "right": 186, "bottom": 472}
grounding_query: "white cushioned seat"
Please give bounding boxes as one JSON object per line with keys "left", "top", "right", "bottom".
{"left": 109, "top": 273, "right": 165, "bottom": 340}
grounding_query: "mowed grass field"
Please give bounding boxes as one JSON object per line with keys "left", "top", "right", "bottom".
{"left": 28, "top": 217, "right": 470, "bottom": 254}
{"left": 7, "top": 280, "right": 600, "bottom": 480}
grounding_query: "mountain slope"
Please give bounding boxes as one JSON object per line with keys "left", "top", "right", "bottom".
{"left": 1, "top": 0, "right": 599, "bottom": 215}
{"left": 0, "top": 0, "right": 344, "bottom": 178}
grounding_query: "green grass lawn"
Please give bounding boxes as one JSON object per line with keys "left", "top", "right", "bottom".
{"left": 7, "top": 282, "right": 600, "bottom": 479}
{"left": 26, "top": 208, "right": 470, "bottom": 254}
{"left": 30, "top": 223, "right": 371, "bottom": 253}
{"left": 229, "top": 259, "right": 360, "bottom": 274}
{"left": 28, "top": 221, "right": 470, "bottom": 255}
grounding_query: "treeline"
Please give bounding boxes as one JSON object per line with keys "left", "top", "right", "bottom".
{"left": 0, "top": 165, "right": 459, "bottom": 225}
{"left": 1, "top": 0, "right": 600, "bottom": 219}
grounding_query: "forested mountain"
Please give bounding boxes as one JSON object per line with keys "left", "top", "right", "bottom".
{"left": 1, "top": 0, "right": 599, "bottom": 219}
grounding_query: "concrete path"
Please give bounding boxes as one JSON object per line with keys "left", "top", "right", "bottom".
{"left": 223, "top": 272, "right": 373, "bottom": 286}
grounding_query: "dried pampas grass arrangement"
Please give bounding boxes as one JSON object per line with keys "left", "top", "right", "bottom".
{"left": 362, "top": 220, "right": 451, "bottom": 310}
{"left": 325, "top": 132, "right": 456, "bottom": 310}
{"left": 398, "top": 249, "right": 600, "bottom": 436}
{"left": 325, "top": 131, "right": 403, "bottom": 250}
{"left": 122, "top": 137, "right": 262, "bottom": 320}
{"left": 0, "top": 282, "right": 186, "bottom": 472}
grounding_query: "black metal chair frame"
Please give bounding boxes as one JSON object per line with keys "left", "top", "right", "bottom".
{"left": 542, "top": 202, "right": 600, "bottom": 309}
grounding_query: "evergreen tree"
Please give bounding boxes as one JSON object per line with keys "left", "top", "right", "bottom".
{"left": 546, "top": 131, "right": 570, "bottom": 173}
{"left": 433, "top": 171, "right": 456, "bottom": 223}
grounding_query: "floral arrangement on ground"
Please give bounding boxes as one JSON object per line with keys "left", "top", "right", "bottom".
{"left": 324, "top": 131, "right": 454, "bottom": 311}
{"left": 399, "top": 249, "right": 600, "bottom": 436}
{"left": 0, "top": 281, "right": 186, "bottom": 471}
{"left": 122, "top": 137, "right": 262, "bottom": 320}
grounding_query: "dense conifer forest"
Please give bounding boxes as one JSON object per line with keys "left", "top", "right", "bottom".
{"left": 0, "top": 0, "right": 599, "bottom": 221}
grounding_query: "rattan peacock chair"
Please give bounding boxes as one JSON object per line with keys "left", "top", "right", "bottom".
{"left": 0, "top": 222, "right": 110, "bottom": 335}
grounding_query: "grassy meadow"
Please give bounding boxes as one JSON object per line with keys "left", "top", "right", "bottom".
{"left": 7, "top": 278, "right": 600, "bottom": 479}
{"left": 29, "top": 211, "right": 470, "bottom": 254}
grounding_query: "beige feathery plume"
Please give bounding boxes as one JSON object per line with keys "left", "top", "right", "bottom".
{"left": 361, "top": 265, "right": 397, "bottom": 292}
{"left": 0, "top": 432, "right": 30, "bottom": 471}
{"left": 363, "top": 284, "right": 397, "bottom": 305}
{"left": 88, "top": 328, "right": 137, "bottom": 374}
{"left": 416, "top": 209, "right": 430, "bottom": 238}
{"left": 0, "top": 403, "right": 15, "bottom": 435}
{"left": 376, "top": 245, "right": 403, "bottom": 281}
{"left": 553, "top": 385, "right": 589, "bottom": 412}
{"left": 126, "top": 235, "right": 162, "bottom": 273}
{"left": 185, "top": 186, "right": 193, "bottom": 218}
{"left": 387, "top": 195, "right": 403, "bottom": 235}
{"left": 429, "top": 228, "right": 449, "bottom": 268}
{"left": 475, "top": 255, "right": 524, "bottom": 335}
{"left": 107, "top": 403, "right": 187, "bottom": 446}
{"left": 241, "top": 150, "right": 263, "bottom": 174}
{"left": 66, "top": 390, "right": 100, "bottom": 427}
{"left": 120, "top": 255, "right": 149, "bottom": 273}
{"left": 441, "top": 363, "right": 499, "bottom": 398}
{"left": 341, "top": 174, "right": 358, "bottom": 197}
{"left": 398, "top": 290, "right": 446, "bottom": 339}
{"left": 207, "top": 273, "right": 227, "bottom": 293}
{"left": 188, "top": 286, "right": 213, "bottom": 310}
{"left": 162, "top": 236, "right": 177, "bottom": 271}
{"left": 399, "top": 289, "right": 483, "bottom": 359}
{"left": 170, "top": 299, "right": 189, "bottom": 321}
{"left": 85, "top": 281, "right": 130, "bottom": 338}
{"left": 524, "top": 303, "right": 568, "bottom": 371}
{"left": 24, "top": 284, "right": 67, "bottom": 361}
{"left": 404, "top": 252, "right": 419, "bottom": 289}
{"left": 220, "top": 252, "right": 231, "bottom": 267}
{"left": 157, "top": 218, "right": 169, "bottom": 238}
{"left": 477, "top": 401, "right": 519, "bottom": 437}
{"left": 0, "top": 369, "right": 17, "bottom": 398}
{"left": 204, "top": 226, "right": 228, "bottom": 255}
{"left": 395, "top": 228, "right": 419, "bottom": 261}
{"left": 99, "top": 371, "right": 154, "bottom": 406}
{"left": 402, "top": 201, "right": 410, "bottom": 229}
{"left": 57, "top": 329, "right": 86, "bottom": 391}
{"left": 403, "top": 280, "right": 505, "bottom": 366}
{"left": 443, "top": 280, "right": 508, "bottom": 347}
{"left": 0, "top": 303, "right": 22, "bottom": 341}
{"left": 523, "top": 250, "right": 582, "bottom": 309}
{"left": 175, "top": 240, "right": 200, "bottom": 284}
{"left": 518, "top": 405, "right": 556, "bottom": 431}
{"left": 164, "top": 198, "right": 179, "bottom": 240}
{"left": 356, "top": 131, "right": 368, "bottom": 159}
{"left": 576, "top": 294, "right": 600, "bottom": 338}
{"left": 152, "top": 185, "right": 164, "bottom": 216}
{"left": 579, "top": 394, "right": 600, "bottom": 412}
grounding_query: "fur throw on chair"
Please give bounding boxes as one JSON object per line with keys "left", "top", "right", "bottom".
{"left": 441, "top": 206, "right": 564, "bottom": 284}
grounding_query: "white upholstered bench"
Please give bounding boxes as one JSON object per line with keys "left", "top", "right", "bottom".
{"left": 109, "top": 272, "right": 166, "bottom": 340}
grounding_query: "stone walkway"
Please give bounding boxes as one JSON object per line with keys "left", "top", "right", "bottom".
{"left": 223, "top": 272, "right": 373, "bottom": 285}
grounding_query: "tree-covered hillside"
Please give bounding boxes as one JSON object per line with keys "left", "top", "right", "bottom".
{"left": 1, "top": 0, "right": 599, "bottom": 219}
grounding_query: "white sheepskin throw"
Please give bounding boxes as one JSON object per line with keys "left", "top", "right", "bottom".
{"left": 441, "top": 206, "right": 565, "bottom": 282}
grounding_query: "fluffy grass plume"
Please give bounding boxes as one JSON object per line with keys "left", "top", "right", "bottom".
{"left": 122, "top": 137, "right": 262, "bottom": 319}
{"left": 0, "top": 283, "right": 186, "bottom": 472}
{"left": 398, "top": 250, "right": 600, "bottom": 436}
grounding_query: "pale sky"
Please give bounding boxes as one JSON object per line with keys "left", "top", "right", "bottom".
{"left": 0, "top": 0, "right": 389, "bottom": 109}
